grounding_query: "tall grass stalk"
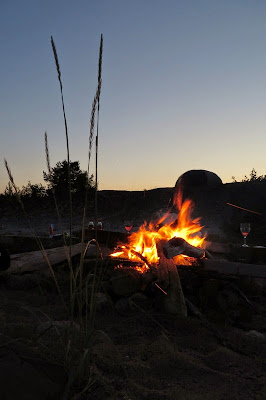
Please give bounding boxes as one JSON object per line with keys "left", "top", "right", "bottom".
{"left": 61, "top": 35, "right": 104, "bottom": 398}
{"left": 44, "top": 132, "right": 75, "bottom": 282}
{"left": 49, "top": 34, "right": 106, "bottom": 398}
{"left": 87, "top": 34, "right": 103, "bottom": 333}
{"left": 5, "top": 34, "right": 110, "bottom": 398}
{"left": 78, "top": 87, "right": 100, "bottom": 292}
{"left": 45, "top": 132, "right": 71, "bottom": 265}
{"left": 88, "top": 49, "right": 103, "bottom": 329}
{"left": 79, "top": 35, "right": 103, "bottom": 319}
{"left": 45, "top": 131, "right": 82, "bottom": 317}
{"left": 51, "top": 36, "right": 74, "bottom": 302}
{"left": 94, "top": 34, "right": 103, "bottom": 228}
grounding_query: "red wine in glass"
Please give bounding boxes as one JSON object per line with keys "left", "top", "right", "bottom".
{"left": 240, "top": 223, "right": 251, "bottom": 247}
{"left": 124, "top": 220, "right": 133, "bottom": 234}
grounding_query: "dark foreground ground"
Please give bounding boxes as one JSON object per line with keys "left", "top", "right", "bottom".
{"left": 0, "top": 261, "right": 265, "bottom": 400}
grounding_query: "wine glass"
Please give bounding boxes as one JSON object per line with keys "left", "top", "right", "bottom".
{"left": 240, "top": 223, "right": 251, "bottom": 247}
{"left": 124, "top": 220, "right": 133, "bottom": 234}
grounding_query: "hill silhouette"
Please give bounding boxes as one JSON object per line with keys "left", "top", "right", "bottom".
{"left": 0, "top": 180, "right": 266, "bottom": 245}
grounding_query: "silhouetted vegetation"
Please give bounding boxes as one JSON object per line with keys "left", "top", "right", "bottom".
{"left": 232, "top": 168, "right": 266, "bottom": 183}
{"left": 43, "top": 159, "right": 94, "bottom": 195}
{"left": 21, "top": 182, "right": 47, "bottom": 198}
{"left": 1, "top": 160, "right": 95, "bottom": 200}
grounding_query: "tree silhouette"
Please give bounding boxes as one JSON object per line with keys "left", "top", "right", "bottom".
{"left": 43, "top": 160, "right": 94, "bottom": 194}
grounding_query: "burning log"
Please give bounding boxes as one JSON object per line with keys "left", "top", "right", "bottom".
{"left": 156, "top": 240, "right": 187, "bottom": 317}
{"left": 163, "top": 237, "right": 212, "bottom": 260}
{"left": 130, "top": 249, "right": 156, "bottom": 273}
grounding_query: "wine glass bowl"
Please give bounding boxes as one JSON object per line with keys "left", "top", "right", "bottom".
{"left": 240, "top": 223, "right": 251, "bottom": 247}
{"left": 124, "top": 220, "right": 133, "bottom": 234}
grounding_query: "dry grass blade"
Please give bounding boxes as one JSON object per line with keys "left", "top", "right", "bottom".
{"left": 88, "top": 33, "right": 103, "bottom": 170}
{"left": 51, "top": 36, "right": 74, "bottom": 300}
{"left": 97, "top": 34, "right": 103, "bottom": 87}
{"left": 88, "top": 86, "right": 101, "bottom": 168}
{"left": 50, "top": 36, "right": 70, "bottom": 171}
{"left": 80, "top": 34, "right": 103, "bottom": 299}
{"left": 4, "top": 159, "right": 22, "bottom": 205}
{"left": 45, "top": 131, "right": 51, "bottom": 176}
{"left": 94, "top": 34, "right": 103, "bottom": 237}
{"left": 62, "top": 348, "right": 90, "bottom": 400}
{"left": 51, "top": 36, "right": 61, "bottom": 81}
{"left": 44, "top": 132, "right": 71, "bottom": 269}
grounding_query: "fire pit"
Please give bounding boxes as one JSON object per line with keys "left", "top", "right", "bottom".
{"left": 111, "top": 188, "right": 207, "bottom": 267}
{"left": 82, "top": 184, "right": 266, "bottom": 321}
{"left": 104, "top": 188, "right": 212, "bottom": 317}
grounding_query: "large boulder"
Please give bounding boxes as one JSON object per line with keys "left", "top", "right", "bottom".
{"left": 173, "top": 170, "right": 228, "bottom": 240}
{"left": 175, "top": 169, "right": 223, "bottom": 191}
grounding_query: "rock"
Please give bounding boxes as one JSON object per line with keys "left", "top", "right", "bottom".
{"left": 175, "top": 169, "right": 223, "bottom": 189}
{"left": 115, "top": 298, "right": 131, "bottom": 315}
{"left": 129, "top": 293, "right": 151, "bottom": 309}
{"left": 217, "top": 289, "right": 240, "bottom": 311}
{"left": 3, "top": 273, "right": 40, "bottom": 290}
{"left": 1, "top": 322, "right": 37, "bottom": 340}
{"left": 0, "top": 339, "right": 66, "bottom": 400}
{"left": 245, "top": 330, "right": 266, "bottom": 341}
{"left": 100, "top": 280, "right": 112, "bottom": 293}
{"left": 95, "top": 292, "right": 112, "bottom": 312}
{"left": 110, "top": 267, "right": 142, "bottom": 296}
{"left": 199, "top": 279, "right": 221, "bottom": 308}
{"left": 84, "top": 241, "right": 99, "bottom": 258}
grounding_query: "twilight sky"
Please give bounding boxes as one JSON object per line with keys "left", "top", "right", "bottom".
{"left": 1, "top": 0, "right": 266, "bottom": 192}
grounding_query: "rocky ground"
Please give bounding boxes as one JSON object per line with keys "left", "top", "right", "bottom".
{"left": 0, "top": 252, "right": 266, "bottom": 399}
{"left": 0, "top": 182, "right": 266, "bottom": 399}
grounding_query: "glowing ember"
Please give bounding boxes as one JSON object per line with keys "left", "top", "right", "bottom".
{"left": 111, "top": 188, "right": 205, "bottom": 267}
{"left": 114, "top": 263, "right": 149, "bottom": 274}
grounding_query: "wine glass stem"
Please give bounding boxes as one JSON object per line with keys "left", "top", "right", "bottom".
{"left": 244, "top": 236, "right": 247, "bottom": 246}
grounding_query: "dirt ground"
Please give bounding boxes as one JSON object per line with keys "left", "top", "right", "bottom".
{"left": 0, "top": 183, "right": 266, "bottom": 399}
{"left": 0, "top": 262, "right": 265, "bottom": 400}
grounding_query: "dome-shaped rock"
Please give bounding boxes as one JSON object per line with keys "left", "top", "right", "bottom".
{"left": 175, "top": 169, "right": 223, "bottom": 189}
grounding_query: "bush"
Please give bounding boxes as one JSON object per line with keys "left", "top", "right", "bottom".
{"left": 43, "top": 160, "right": 94, "bottom": 195}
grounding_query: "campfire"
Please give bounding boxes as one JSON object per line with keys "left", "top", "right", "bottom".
{"left": 88, "top": 185, "right": 259, "bottom": 320}
{"left": 111, "top": 187, "right": 206, "bottom": 269}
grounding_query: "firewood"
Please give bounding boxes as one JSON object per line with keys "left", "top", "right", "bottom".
{"left": 163, "top": 237, "right": 211, "bottom": 259}
{"left": 156, "top": 240, "right": 187, "bottom": 317}
{"left": 130, "top": 249, "right": 157, "bottom": 273}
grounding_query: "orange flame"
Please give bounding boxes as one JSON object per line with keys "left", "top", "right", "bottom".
{"left": 111, "top": 187, "right": 205, "bottom": 267}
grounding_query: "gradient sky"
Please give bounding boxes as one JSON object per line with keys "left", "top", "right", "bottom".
{"left": 1, "top": 0, "right": 266, "bottom": 193}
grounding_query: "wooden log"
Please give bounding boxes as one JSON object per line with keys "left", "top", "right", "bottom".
{"left": 202, "top": 259, "right": 266, "bottom": 279}
{"left": 156, "top": 240, "right": 187, "bottom": 317}
{"left": 1, "top": 243, "right": 83, "bottom": 275}
{"left": 163, "top": 237, "right": 206, "bottom": 259}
